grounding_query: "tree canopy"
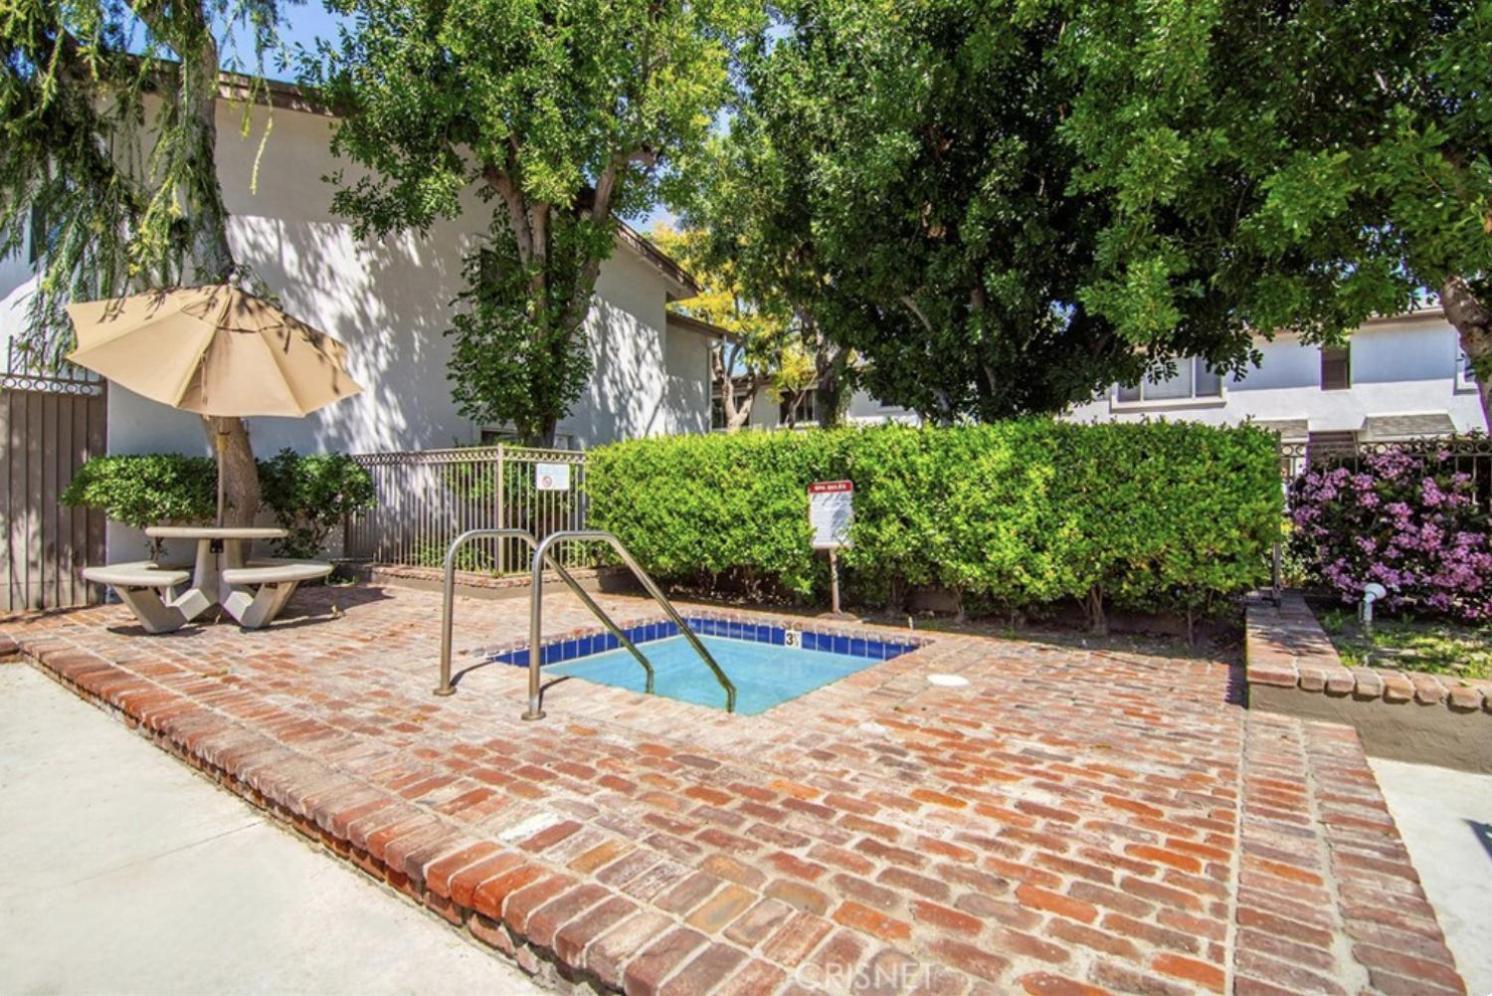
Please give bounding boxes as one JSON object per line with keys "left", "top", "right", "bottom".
{"left": 1061, "top": 0, "right": 1492, "bottom": 423}
{"left": 314, "top": 0, "right": 759, "bottom": 444}
{"left": 700, "top": 0, "right": 1492, "bottom": 426}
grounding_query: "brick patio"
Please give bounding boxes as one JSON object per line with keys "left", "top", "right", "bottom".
{"left": 0, "top": 584, "right": 1467, "bottom": 995}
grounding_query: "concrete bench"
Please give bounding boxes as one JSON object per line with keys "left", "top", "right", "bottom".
{"left": 82, "top": 562, "right": 190, "bottom": 590}
{"left": 81, "top": 562, "right": 207, "bottom": 634}
{"left": 220, "top": 559, "right": 333, "bottom": 629}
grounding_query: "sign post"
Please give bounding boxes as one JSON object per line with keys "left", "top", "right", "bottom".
{"left": 808, "top": 480, "right": 854, "bottom": 617}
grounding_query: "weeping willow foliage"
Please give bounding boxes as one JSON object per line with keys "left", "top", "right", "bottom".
{"left": 0, "top": 0, "right": 291, "bottom": 369}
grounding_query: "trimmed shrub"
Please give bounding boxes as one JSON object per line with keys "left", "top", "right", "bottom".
{"left": 588, "top": 430, "right": 849, "bottom": 597}
{"left": 258, "top": 449, "right": 376, "bottom": 558}
{"left": 61, "top": 454, "right": 217, "bottom": 554}
{"left": 1288, "top": 443, "right": 1492, "bottom": 623}
{"left": 589, "top": 420, "right": 1281, "bottom": 626}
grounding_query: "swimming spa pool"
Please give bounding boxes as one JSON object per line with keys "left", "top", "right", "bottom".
{"left": 493, "top": 618, "right": 920, "bottom": 715}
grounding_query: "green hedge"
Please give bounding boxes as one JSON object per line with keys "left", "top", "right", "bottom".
{"left": 588, "top": 420, "right": 1282, "bottom": 626}
{"left": 257, "top": 449, "right": 377, "bottom": 558}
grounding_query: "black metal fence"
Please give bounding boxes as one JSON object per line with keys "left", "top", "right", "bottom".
{"left": 1279, "top": 436, "right": 1492, "bottom": 514}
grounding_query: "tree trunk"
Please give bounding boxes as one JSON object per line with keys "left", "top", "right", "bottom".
{"left": 808, "top": 319, "right": 850, "bottom": 429}
{"left": 205, "top": 417, "right": 260, "bottom": 526}
{"left": 1085, "top": 585, "right": 1107, "bottom": 635}
{"left": 1441, "top": 274, "right": 1492, "bottom": 431}
{"left": 816, "top": 349, "right": 847, "bottom": 428}
{"left": 712, "top": 343, "right": 762, "bottom": 432}
{"left": 782, "top": 389, "right": 801, "bottom": 428}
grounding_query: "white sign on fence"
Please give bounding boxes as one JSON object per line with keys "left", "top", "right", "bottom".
{"left": 535, "top": 462, "right": 571, "bottom": 492}
{"left": 808, "top": 480, "right": 853, "bottom": 549}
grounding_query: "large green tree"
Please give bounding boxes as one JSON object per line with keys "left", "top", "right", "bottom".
{"left": 1060, "top": 0, "right": 1492, "bottom": 426}
{"left": 315, "top": 0, "right": 757, "bottom": 445}
{"left": 703, "top": 2, "right": 1133, "bottom": 425}
{"left": 713, "top": 1, "right": 1491, "bottom": 426}
{"left": 1, "top": 0, "right": 292, "bottom": 523}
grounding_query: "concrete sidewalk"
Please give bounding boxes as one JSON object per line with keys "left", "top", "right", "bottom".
{"left": 0, "top": 663, "right": 544, "bottom": 996}
{"left": 1371, "top": 757, "right": 1492, "bottom": 996}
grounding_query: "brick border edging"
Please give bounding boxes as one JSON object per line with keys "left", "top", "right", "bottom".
{"left": 1236, "top": 711, "right": 1468, "bottom": 994}
{"left": 1245, "top": 592, "right": 1492, "bottom": 772}
{"left": 0, "top": 631, "right": 782, "bottom": 995}
{"left": 1246, "top": 593, "right": 1492, "bottom": 712}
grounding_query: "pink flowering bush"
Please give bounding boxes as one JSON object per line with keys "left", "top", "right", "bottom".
{"left": 1288, "top": 443, "right": 1492, "bottom": 623}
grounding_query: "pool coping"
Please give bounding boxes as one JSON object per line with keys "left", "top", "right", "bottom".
{"left": 470, "top": 608, "right": 935, "bottom": 671}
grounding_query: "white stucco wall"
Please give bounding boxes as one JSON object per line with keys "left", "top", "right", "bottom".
{"left": 663, "top": 322, "right": 714, "bottom": 437}
{"left": 844, "top": 390, "right": 919, "bottom": 426}
{"left": 1066, "top": 317, "right": 1487, "bottom": 435}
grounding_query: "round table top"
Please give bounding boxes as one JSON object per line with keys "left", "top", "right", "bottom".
{"left": 145, "top": 526, "right": 288, "bottom": 540}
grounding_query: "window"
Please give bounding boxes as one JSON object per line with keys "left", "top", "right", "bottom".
{"left": 1114, "top": 358, "right": 1223, "bottom": 404}
{"left": 1320, "top": 345, "right": 1351, "bottom": 391}
{"left": 1458, "top": 351, "right": 1478, "bottom": 390}
{"left": 780, "top": 389, "right": 817, "bottom": 425}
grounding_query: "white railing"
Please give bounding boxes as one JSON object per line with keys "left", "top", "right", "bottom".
{"left": 343, "top": 445, "right": 589, "bottom": 574}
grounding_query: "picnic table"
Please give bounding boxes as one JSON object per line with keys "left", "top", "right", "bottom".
{"left": 83, "top": 526, "right": 332, "bottom": 633}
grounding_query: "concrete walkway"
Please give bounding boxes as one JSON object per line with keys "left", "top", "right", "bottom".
{"left": 1371, "top": 757, "right": 1492, "bottom": 996}
{"left": 0, "top": 663, "right": 544, "bottom": 996}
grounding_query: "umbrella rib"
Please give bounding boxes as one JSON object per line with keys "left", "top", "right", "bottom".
{"left": 253, "top": 322, "right": 313, "bottom": 414}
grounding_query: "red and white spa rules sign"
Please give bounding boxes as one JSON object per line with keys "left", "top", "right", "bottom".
{"left": 808, "top": 480, "right": 854, "bottom": 550}
{"left": 808, "top": 481, "right": 853, "bottom": 614}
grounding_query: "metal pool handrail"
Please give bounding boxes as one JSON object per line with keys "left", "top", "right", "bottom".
{"left": 524, "top": 530, "right": 736, "bottom": 720}
{"left": 435, "top": 528, "right": 655, "bottom": 698}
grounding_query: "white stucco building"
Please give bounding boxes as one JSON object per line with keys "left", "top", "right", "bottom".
{"left": 713, "top": 384, "right": 920, "bottom": 431}
{"left": 1066, "top": 309, "right": 1486, "bottom": 443}
{"left": 1, "top": 86, "right": 725, "bottom": 460}
{"left": 714, "top": 309, "right": 1486, "bottom": 442}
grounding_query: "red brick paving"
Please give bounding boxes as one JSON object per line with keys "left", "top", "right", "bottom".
{"left": 0, "top": 585, "right": 1466, "bottom": 994}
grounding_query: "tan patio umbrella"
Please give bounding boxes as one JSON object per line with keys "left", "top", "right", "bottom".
{"left": 66, "top": 284, "right": 363, "bottom": 522}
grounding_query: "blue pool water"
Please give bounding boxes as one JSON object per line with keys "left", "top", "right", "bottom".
{"left": 546, "top": 633, "right": 891, "bottom": 715}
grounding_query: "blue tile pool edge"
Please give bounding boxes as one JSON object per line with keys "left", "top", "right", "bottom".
{"left": 475, "top": 612, "right": 932, "bottom": 670}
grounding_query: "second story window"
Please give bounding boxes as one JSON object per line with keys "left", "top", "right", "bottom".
{"left": 1320, "top": 344, "right": 1351, "bottom": 390}
{"left": 1114, "top": 357, "right": 1222, "bottom": 404}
